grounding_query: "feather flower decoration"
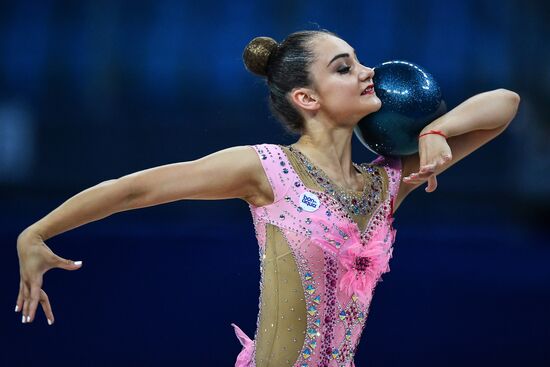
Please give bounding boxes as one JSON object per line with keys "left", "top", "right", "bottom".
{"left": 310, "top": 216, "right": 396, "bottom": 307}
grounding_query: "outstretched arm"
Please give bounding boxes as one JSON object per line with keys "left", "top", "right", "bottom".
{"left": 16, "top": 145, "right": 264, "bottom": 324}
{"left": 394, "top": 88, "right": 520, "bottom": 212}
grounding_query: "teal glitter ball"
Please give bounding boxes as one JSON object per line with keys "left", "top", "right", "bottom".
{"left": 355, "top": 60, "right": 447, "bottom": 156}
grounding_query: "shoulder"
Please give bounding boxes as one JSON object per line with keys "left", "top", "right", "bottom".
{"left": 199, "top": 145, "right": 265, "bottom": 173}
{"left": 193, "top": 144, "right": 275, "bottom": 205}
{"left": 248, "top": 143, "right": 286, "bottom": 159}
{"left": 358, "top": 155, "right": 402, "bottom": 180}
{"left": 369, "top": 155, "right": 402, "bottom": 172}
{"left": 367, "top": 155, "right": 403, "bottom": 185}
{"left": 241, "top": 143, "right": 285, "bottom": 207}
{"left": 223, "top": 143, "right": 282, "bottom": 164}
{"left": 361, "top": 155, "right": 403, "bottom": 212}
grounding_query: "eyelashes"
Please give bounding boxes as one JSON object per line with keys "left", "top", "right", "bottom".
{"left": 337, "top": 66, "right": 351, "bottom": 74}
{"left": 337, "top": 59, "right": 363, "bottom": 75}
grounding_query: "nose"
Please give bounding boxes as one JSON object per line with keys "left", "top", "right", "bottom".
{"left": 359, "top": 66, "right": 375, "bottom": 81}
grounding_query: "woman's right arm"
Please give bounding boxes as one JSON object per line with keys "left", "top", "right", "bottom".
{"left": 16, "top": 145, "right": 271, "bottom": 324}
{"left": 23, "top": 145, "right": 269, "bottom": 241}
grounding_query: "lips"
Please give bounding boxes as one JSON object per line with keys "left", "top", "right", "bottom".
{"left": 361, "top": 84, "right": 375, "bottom": 95}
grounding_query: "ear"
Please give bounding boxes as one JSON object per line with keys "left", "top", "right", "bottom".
{"left": 290, "top": 87, "right": 320, "bottom": 112}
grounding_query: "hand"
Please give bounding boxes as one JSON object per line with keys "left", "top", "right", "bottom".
{"left": 15, "top": 229, "right": 83, "bottom": 325}
{"left": 402, "top": 132, "right": 453, "bottom": 193}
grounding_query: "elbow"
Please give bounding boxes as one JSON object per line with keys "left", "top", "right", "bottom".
{"left": 496, "top": 88, "right": 521, "bottom": 105}
{"left": 495, "top": 88, "right": 521, "bottom": 123}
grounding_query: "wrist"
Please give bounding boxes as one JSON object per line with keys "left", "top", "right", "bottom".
{"left": 420, "top": 113, "right": 455, "bottom": 137}
{"left": 19, "top": 225, "right": 46, "bottom": 242}
{"left": 421, "top": 123, "right": 447, "bottom": 135}
{"left": 418, "top": 129, "right": 448, "bottom": 140}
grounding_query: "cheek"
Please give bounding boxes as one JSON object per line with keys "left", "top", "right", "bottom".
{"left": 317, "top": 78, "right": 357, "bottom": 108}
{"left": 327, "top": 86, "right": 356, "bottom": 107}
{"left": 327, "top": 81, "right": 356, "bottom": 99}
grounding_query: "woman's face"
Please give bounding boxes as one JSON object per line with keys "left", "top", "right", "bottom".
{"left": 306, "top": 34, "right": 381, "bottom": 124}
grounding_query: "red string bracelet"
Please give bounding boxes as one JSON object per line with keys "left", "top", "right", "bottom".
{"left": 418, "top": 129, "right": 448, "bottom": 140}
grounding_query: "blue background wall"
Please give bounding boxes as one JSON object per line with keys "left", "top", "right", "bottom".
{"left": 1, "top": 0, "right": 549, "bottom": 366}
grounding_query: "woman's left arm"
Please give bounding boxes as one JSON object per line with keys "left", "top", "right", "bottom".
{"left": 394, "top": 88, "right": 520, "bottom": 211}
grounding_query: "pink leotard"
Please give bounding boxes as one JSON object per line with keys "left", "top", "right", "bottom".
{"left": 231, "top": 143, "right": 402, "bottom": 367}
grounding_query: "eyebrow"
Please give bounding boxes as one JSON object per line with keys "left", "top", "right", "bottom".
{"left": 327, "top": 50, "right": 358, "bottom": 67}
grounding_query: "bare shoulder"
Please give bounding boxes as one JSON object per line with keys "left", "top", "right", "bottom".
{"left": 366, "top": 156, "right": 405, "bottom": 214}
{"left": 223, "top": 145, "right": 274, "bottom": 207}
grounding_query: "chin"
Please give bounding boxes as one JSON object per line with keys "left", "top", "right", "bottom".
{"left": 365, "top": 99, "right": 382, "bottom": 113}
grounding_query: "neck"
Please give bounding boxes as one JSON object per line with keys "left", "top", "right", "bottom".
{"left": 292, "top": 119, "right": 357, "bottom": 181}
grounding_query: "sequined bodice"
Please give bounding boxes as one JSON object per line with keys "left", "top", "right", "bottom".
{"left": 286, "top": 144, "right": 377, "bottom": 219}
{"left": 245, "top": 143, "right": 402, "bottom": 367}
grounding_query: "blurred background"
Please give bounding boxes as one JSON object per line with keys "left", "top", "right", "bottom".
{"left": 1, "top": 0, "right": 549, "bottom": 366}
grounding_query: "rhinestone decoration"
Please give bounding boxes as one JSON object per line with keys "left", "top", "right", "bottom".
{"left": 354, "top": 256, "right": 371, "bottom": 272}
{"left": 287, "top": 145, "right": 384, "bottom": 218}
{"left": 240, "top": 144, "right": 402, "bottom": 367}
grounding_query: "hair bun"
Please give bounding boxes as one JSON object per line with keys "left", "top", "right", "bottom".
{"left": 243, "top": 36, "right": 278, "bottom": 77}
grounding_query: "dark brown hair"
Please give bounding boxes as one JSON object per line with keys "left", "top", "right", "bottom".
{"left": 243, "top": 30, "right": 337, "bottom": 135}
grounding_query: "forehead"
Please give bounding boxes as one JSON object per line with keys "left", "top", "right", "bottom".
{"left": 311, "top": 35, "right": 354, "bottom": 63}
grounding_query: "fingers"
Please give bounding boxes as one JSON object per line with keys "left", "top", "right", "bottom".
{"left": 15, "top": 280, "right": 24, "bottom": 313}
{"left": 20, "top": 279, "right": 36, "bottom": 324}
{"left": 17, "top": 242, "right": 81, "bottom": 325}
{"left": 420, "top": 162, "right": 437, "bottom": 172}
{"left": 19, "top": 283, "right": 54, "bottom": 325}
{"left": 403, "top": 164, "right": 435, "bottom": 183}
{"left": 403, "top": 153, "right": 452, "bottom": 185}
{"left": 425, "top": 175, "right": 438, "bottom": 193}
{"left": 27, "top": 283, "right": 42, "bottom": 323}
{"left": 53, "top": 254, "right": 83, "bottom": 271}
{"left": 22, "top": 284, "right": 30, "bottom": 324}
{"left": 39, "top": 290, "right": 55, "bottom": 325}
{"left": 403, "top": 168, "right": 440, "bottom": 193}
{"left": 403, "top": 162, "right": 439, "bottom": 193}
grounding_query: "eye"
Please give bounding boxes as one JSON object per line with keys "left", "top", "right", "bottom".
{"left": 337, "top": 66, "right": 351, "bottom": 74}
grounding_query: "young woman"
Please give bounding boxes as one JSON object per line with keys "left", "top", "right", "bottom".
{"left": 15, "top": 30, "right": 520, "bottom": 367}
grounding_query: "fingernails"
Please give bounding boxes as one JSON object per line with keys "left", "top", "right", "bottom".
{"left": 26, "top": 315, "right": 30, "bottom": 323}
{"left": 47, "top": 318, "right": 53, "bottom": 326}
{"left": 15, "top": 305, "right": 18, "bottom": 312}
{"left": 74, "top": 261, "right": 82, "bottom": 266}
{"left": 22, "top": 315, "right": 26, "bottom": 323}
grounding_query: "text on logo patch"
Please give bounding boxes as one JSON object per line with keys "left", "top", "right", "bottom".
{"left": 299, "top": 192, "right": 320, "bottom": 212}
